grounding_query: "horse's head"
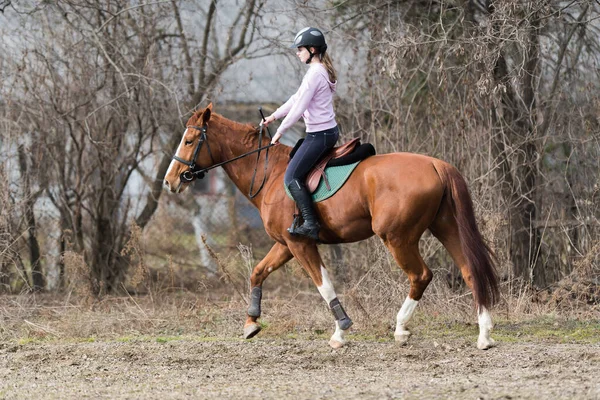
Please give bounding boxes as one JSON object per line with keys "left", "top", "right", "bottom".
{"left": 164, "top": 104, "right": 216, "bottom": 193}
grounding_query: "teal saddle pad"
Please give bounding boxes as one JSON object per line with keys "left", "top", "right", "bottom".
{"left": 284, "top": 161, "right": 360, "bottom": 203}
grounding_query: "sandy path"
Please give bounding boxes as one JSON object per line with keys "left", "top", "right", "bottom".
{"left": 1, "top": 337, "right": 598, "bottom": 399}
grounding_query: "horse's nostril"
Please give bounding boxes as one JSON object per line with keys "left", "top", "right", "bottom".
{"left": 164, "top": 179, "right": 170, "bottom": 188}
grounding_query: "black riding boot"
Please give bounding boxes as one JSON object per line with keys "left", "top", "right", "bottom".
{"left": 287, "top": 179, "right": 320, "bottom": 240}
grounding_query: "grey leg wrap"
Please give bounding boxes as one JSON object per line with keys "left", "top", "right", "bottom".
{"left": 247, "top": 286, "right": 262, "bottom": 317}
{"left": 329, "top": 298, "right": 353, "bottom": 330}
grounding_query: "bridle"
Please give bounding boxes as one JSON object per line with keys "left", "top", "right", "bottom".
{"left": 173, "top": 124, "right": 213, "bottom": 183}
{"left": 172, "top": 122, "right": 274, "bottom": 198}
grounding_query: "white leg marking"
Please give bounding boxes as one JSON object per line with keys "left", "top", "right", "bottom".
{"left": 477, "top": 306, "right": 495, "bottom": 350}
{"left": 395, "top": 297, "right": 418, "bottom": 344}
{"left": 316, "top": 266, "right": 347, "bottom": 348}
{"left": 316, "top": 266, "right": 336, "bottom": 303}
{"left": 330, "top": 321, "right": 345, "bottom": 348}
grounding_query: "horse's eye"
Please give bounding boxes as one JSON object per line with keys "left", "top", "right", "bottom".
{"left": 185, "top": 140, "right": 193, "bottom": 145}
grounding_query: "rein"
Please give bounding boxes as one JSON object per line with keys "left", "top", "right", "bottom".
{"left": 174, "top": 122, "right": 274, "bottom": 198}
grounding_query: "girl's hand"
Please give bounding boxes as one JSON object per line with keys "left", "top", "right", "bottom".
{"left": 261, "top": 114, "right": 276, "bottom": 127}
{"left": 271, "top": 132, "right": 283, "bottom": 145}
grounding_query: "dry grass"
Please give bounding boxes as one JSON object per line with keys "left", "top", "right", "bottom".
{"left": 1, "top": 204, "right": 597, "bottom": 346}
{"left": 1, "top": 240, "right": 597, "bottom": 346}
{"left": 1, "top": 289, "right": 597, "bottom": 347}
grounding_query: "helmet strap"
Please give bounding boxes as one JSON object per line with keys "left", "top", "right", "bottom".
{"left": 305, "top": 48, "right": 315, "bottom": 64}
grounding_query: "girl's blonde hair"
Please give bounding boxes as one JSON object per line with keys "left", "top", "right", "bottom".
{"left": 321, "top": 52, "right": 337, "bottom": 83}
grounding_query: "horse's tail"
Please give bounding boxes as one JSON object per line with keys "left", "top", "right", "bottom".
{"left": 433, "top": 161, "right": 499, "bottom": 309}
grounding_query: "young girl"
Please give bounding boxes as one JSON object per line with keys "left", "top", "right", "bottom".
{"left": 262, "top": 27, "right": 339, "bottom": 240}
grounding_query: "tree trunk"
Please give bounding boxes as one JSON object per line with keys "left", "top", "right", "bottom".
{"left": 18, "top": 145, "right": 45, "bottom": 290}
{"left": 490, "top": 21, "right": 541, "bottom": 284}
{"left": 91, "top": 181, "right": 123, "bottom": 293}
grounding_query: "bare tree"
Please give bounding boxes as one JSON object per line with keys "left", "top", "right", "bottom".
{"left": 137, "top": 0, "right": 267, "bottom": 231}
{"left": 1, "top": 0, "right": 270, "bottom": 292}
{"left": 17, "top": 144, "right": 44, "bottom": 290}
{"left": 2, "top": 0, "right": 597, "bottom": 294}
{"left": 315, "top": 0, "right": 600, "bottom": 287}
{"left": 0, "top": 115, "right": 30, "bottom": 292}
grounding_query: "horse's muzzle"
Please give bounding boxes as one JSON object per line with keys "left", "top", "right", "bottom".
{"left": 164, "top": 178, "right": 182, "bottom": 193}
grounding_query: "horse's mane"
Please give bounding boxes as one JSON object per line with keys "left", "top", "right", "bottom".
{"left": 212, "top": 112, "right": 255, "bottom": 132}
{"left": 211, "top": 112, "right": 268, "bottom": 147}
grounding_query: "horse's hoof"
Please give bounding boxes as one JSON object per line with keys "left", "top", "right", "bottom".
{"left": 477, "top": 336, "right": 496, "bottom": 350}
{"left": 243, "top": 323, "right": 261, "bottom": 339}
{"left": 394, "top": 330, "right": 411, "bottom": 345}
{"left": 329, "top": 339, "right": 345, "bottom": 349}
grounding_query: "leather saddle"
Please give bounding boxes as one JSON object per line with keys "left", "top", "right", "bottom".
{"left": 289, "top": 138, "right": 376, "bottom": 194}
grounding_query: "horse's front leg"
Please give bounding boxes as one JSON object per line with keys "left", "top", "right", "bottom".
{"left": 244, "top": 242, "right": 293, "bottom": 339}
{"left": 288, "top": 241, "right": 353, "bottom": 349}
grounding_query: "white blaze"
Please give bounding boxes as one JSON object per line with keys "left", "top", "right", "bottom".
{"left": 165, "top": 128, "right": 188, "bottom": 182}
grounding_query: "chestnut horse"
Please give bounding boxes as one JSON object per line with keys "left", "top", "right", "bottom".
{"left": 164, "top": 104, "right": 499, "bottom": 350}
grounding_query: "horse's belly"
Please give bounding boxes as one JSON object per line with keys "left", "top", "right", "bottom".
{"left": 320, "top": 218, "right": 374, "bottom": 244}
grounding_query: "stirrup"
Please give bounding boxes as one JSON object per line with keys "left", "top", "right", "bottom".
{"left": 287, "top": 221, "right": 320, "bottom": 240}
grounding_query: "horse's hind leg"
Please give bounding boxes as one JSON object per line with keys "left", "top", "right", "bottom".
{"left": 287, "top": 241, "right": 352, "bottom": 349}
{"left": 244, "top": 242, "right": 293, "bottom": 339}
{"left": 383, "top": 240, "right": 433, "bottom": 345}
{"left": 430, "top": 216, "right": 495, "bottom": 350}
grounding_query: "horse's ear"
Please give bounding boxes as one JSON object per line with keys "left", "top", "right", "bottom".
{"left": 202, "top": 103, "right": 213, "bottom": 125}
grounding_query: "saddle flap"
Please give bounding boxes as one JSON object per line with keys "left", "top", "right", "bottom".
{"left": 306, "top": 138, "right": 361, "bottom": 193}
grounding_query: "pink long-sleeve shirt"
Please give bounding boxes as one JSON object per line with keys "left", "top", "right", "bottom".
{"left": 272, "top": 63, "right": 337, "bottom": 134}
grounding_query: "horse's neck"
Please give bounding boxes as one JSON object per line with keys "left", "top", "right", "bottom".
{"left": 213, "top": 116, "right": 288, "bottom": 206}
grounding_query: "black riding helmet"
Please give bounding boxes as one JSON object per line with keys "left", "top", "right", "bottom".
{"left": 290, "top": 27, "right": 327, "bottom": 64}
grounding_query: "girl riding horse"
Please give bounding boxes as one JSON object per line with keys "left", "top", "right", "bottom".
{"left": 163, "top": 29, "right": 499, "bottom": 351}
{"left": 263, "top": 27, "right": 339, "bottom": 241}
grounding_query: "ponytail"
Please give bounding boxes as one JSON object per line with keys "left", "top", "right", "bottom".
{"left": 321, "top": 52, "right": 337, "bottom": 83}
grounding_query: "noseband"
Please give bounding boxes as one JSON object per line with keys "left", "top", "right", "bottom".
{"left": 171, "top": 123, "right": 274, "bottom": 198}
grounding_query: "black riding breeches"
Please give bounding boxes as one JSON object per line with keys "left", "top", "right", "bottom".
{"left": 284, "top": 125, "right": 339, "bottom": 187}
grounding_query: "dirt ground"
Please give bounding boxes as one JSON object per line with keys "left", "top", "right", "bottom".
{"left": 1, "top": 288, "right": 598, "bottom": 399}
{"left": 1, "top": 335, "right": 598, "bottom": 399}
